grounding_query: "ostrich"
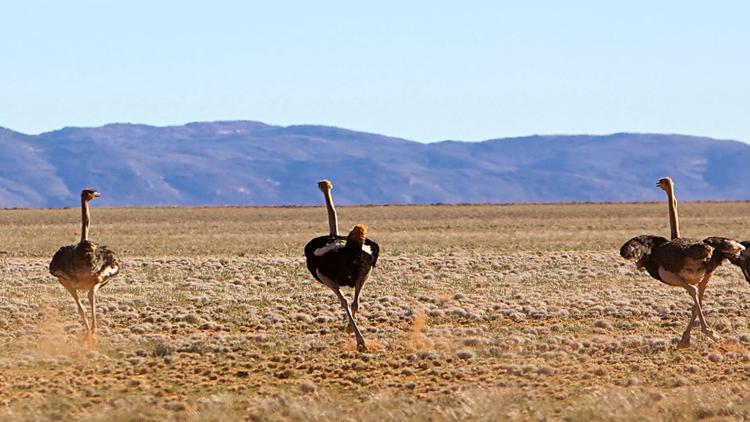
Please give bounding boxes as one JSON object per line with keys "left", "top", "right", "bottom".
{"left": 50, "top": 189, "right": 120, "bottom": 347}
{"left": 656, "top": 177, "right": 749, "bottom": 282}
{"left": 620, "top": 177, "right": 747, "bottom": 348}
{"left": 304, "top": 180, "right": 380, "bottom": 352}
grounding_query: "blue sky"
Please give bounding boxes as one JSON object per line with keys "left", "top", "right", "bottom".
{"left": 1, "top": 1, "right": 748, "bottom": 142}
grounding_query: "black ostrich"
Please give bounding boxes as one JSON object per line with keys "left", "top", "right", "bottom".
{"left": 49, "top": 189, "right": 120, "bottom": 347}
{"left": 620, "top": 177, "right": 748, "bottom": 348}
{"left": 304, "top": 180, "right": 380, "bottom": 352}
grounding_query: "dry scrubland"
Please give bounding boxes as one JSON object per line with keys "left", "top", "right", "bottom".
{"left": 2, "top": 202, "right": 750, "bottom": 421}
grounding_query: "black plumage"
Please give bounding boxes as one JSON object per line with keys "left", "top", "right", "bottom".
{"left": 305, "top": 235, "right": 379, "bottom": 288}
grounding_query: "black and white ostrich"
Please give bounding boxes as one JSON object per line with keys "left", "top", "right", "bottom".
{"left": 304, "top": 180, "right": 380, "bottom": 352}
{"left": 49, "top": 189, "right": 120, "bottom": 347}
{"left": 620, "top": 177, "right": 748, "bottom": 348}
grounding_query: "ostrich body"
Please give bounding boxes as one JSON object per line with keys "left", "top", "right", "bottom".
{"left": 620, "top": 177, "right": 747, "bottom": 348}
{"left": 304, "top": 180, "right": 380, "bottom": 352}
{"left": 49, "top": 189, "right": 120, "bottom": 346}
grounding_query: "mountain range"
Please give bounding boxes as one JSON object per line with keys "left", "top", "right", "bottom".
{"left": 1, "top": 121, "right": 749, "bottom": 208}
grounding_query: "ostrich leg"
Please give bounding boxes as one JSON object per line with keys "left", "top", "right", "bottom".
{"left": 63, "top": 285, "right": 91, "bottom": 340}
{"left": 85, "top": 286, "right": 99, "bottom": 347}
{"left": 317, "top": 272, "right": 367, "bottom": 352}
{"left": 678, "top": 274, "right": 718, "bottom": 348}
{"left": 347, "top": 278, "right": 366, "bottom": 334}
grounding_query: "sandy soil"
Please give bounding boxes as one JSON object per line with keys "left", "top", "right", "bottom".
{"left": 1, "top": 202, "right": 750, "bottom": 421}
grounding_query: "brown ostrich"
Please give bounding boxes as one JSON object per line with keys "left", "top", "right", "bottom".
{"left": 620, "top": 177, "right": 747, "bottom": 348}
{"left": 49, "top": 189, "right": 120, "bottom": 347}
{"left": 304, "top": 180, "right": 380, "bottom": 352}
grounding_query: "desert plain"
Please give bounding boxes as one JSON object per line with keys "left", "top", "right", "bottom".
{"left": 2, "top": 202, "right": 750, "bottom": 421}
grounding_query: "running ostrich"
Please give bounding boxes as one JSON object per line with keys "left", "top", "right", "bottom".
{"left": 655, "top": 177, "right": 749, "bottom": 282}
{"left": 304, "top": 180, "right": 380, "bottom": 352}
{"left": 50, "top": 189, "right": 120, "bottom": 347}
{"left": 620, "top": 177, "right": 747, "bottom": 348}
{"left": 656, "top": 177, "right": 748, "bottom": 280}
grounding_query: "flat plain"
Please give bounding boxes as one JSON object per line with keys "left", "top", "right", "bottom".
{"left": 2, "top": 202, "right": 750, "bottom": 421}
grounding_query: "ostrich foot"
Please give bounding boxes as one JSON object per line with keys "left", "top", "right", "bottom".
{"left": 356, "top": 341, "right": 368, "bottom": 353}
{"left": 676, "top": 338, "right": 691, "bottom": 349}
{"left": 676, "top": 331, "right": 691, "bottom": 349}
{"left": 82, "top": 331, "right": 97, "bottom": 348}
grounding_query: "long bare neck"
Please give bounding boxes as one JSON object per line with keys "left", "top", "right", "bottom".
{"left": 665, "top": 186, "right": 680, "bottom": 239}
{"left": 322, "top": 189, "right": 339, "bottom": 237}
{"left": 80, "top": 198, "right": 90, "bottom": 242}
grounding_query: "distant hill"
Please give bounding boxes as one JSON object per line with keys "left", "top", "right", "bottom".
{"left": 1, "top": 121, "right": 749, "bottom": 207}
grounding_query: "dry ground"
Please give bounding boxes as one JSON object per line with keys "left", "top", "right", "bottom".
{"left": 2, "top": 202, "right": 750, "bottom": 421}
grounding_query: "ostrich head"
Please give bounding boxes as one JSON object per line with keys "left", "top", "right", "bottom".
{"left": 317, "top": 180, "right": 333, "bottom": 193}
{"left": 657, "top": 177, "right": 674, "bottom": 191}
{"left": 80, "top": 189, "right": 101, "bottom": 202}
{"left": 347, "top": 224, "right": 368, "bottom": 246}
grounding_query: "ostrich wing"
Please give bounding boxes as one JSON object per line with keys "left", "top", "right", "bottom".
{"left": 724, "top": 240, "right": 750, "bottom": 283}
{"left": 652, "top": 238, "right": 714, "bottom": 274}
{"left": 702, "top": 237, "right": 745, "bottom": 260}
{"left": 620, "top": 235, "right": 668, "bottom": 280}
{"left": 50, "top": 241, "right": 120, "bottom": 285}
{"left": 304, "top": 235, "right": 340, "bottom": 282}
{"left": 93, "top": 245, "right": 120, "bottom": 287}
{"left": 364, "top": 238, "right": 380, "bottom": 267}
{"left": 620, "top": 235, "right": 668, "bottom": 262}
{"left": 50, "top": 245, "right": 76, "bottom": 279}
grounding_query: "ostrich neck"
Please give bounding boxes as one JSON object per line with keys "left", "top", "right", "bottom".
{"left": 80, "top": 198, "right": 90, "bottom": 243}
{"left": 322, "top": 189, "right": 339, "bottom": 237}
{"left": 666, "top": 186, "right": 680, "bottom": 239}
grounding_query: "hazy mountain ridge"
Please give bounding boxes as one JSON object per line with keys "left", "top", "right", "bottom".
{"left": 1, "top": 121, "right": 749, "bottom": 207}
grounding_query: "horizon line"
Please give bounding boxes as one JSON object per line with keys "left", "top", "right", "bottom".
{"left": 1, "top": 119, "right": 747, "bottom": 145}
{"left": 3, "top": 199, "right": 750, "bottom": 211}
